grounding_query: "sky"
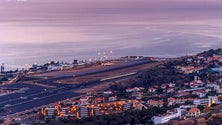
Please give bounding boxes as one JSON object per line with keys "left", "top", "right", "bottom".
{"left": 0, "top": 0, "right": 222, "bottom": 44}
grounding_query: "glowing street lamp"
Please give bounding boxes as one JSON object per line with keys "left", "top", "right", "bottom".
{"left": 97, "top": 52, "right": 101, "bottom": 56}
{"left": 109, "top": 50, "right": 113, "bottom": 60}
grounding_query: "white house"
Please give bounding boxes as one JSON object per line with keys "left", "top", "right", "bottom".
{"left": 104, "top": 91, "right": 113, "bottom": 95}
{"left": 108, "top": 96, "right": 117, "bottom": 102}
{"left": 153, "top": 108, "right": 182, "bottom": 125}
{"left": 186, "top": 107, "right": 201, "bottom": 118}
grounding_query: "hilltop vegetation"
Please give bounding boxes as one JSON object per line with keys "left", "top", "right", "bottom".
{"left": 109, "top": 61, "right": 187, "bottom": 93}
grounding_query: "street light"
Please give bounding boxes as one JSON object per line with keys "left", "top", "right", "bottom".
{"left": 109, "top": 50, "right": 113, "bottom": 60}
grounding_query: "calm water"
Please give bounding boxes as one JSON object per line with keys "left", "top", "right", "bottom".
{"left": 0, "top": 36, "right": 221, "bottom": 70}
{"left": 1, "top": 21, "right": 222, "bottom": 70}
{"left": 1, "top": 0, "right": 222, "bottom": 70}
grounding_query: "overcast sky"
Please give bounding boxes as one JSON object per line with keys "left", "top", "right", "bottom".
{"left": 0, "top": 0, "right": 222, "bottom": 44}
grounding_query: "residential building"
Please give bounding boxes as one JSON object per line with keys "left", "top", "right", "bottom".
{"left": 192, "top": 90, "right": 206, "bottom": 98}
{"left": 133, "top": 87, "right": 145, "bottom": 92}
{"left": 177, "top": 92, "right": 190, "bottom": 97}
{"left": 123, "top": 102, "right": 133, "bottom": 110}
{"left": 126, "top": 88, "right": 134, "bottom": 93}
{"left": 59, "top": 107, "right": 76, "bottom": 119}
{"left": 179, "top": 66, "right": 204, "bottom": 74}
{"left": 167, "top": 88, "right": 174, "bottom": 93}
{"left": 193, "top": 98, "right": 208, "bottom": 106}
{"left": 127, "top": 87, "right": 145, "bottom": 93}
{"left": 186, "top": 107, "right": 201, "bottom": 118}
{"left": 94, "top": 106, "right": 102, "bottom": 116}
{"left": 132, "top": 92, "right": 143, "bottom": 100}
{"left": 217, "top": 89, "right": 222, "bottom": 94}
{"left": 161, "top": 83, "right": 168, "bottom": 89}
{"left": 108, "top": 96, "right": 117, "bottom": 102}
{"left": 168, "top": 97, "right": 195, "bottom": 105}
{"left": 153, "top": 108, "right": 182, "bottom": 125}
{"left": 208, "top": 96, "right": 218, "bottom": 107}
{"left": 78, "top": 105, "right": 89, "bottom": 118}
{"left": 168, "top": 83, "right": 175, "bottom": 88}
{"left": 147, "top": 99, "right": 164, "bottom": 107}
{"left": 60, "top": 107, "right": 69, "bottom": 116}
{"left": 104, "top": 91, "right": 113, "bottom": 95}
{"left": 80, "top": 96, "right": 90, "bottom": 104}
{"left": 44, "top": 107, "right": 58, "bottom": 119}
{"left": 193, "top": 96, "right": 218, "bottom": 107}
{"left": 148, "top": 87, "right": 157, "bottom": 93}
{"left": 92, "top": 97, "right": 105, "bottom": 104}
{"left": 134, "top": 103, "right": 147, "bottom": 110}
{"left": 190, "top": 80, "right": 205, "bottom": 88}
{"left": 168, "top": 97, "right": 176, "bottom": 106}
{"left": 207, "top": 83, "right": 220, "bottom": 90}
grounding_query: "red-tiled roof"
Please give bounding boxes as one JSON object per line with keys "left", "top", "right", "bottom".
{"left": 168, "top": 97, "right": 176, "bottom": 101}
{"left": 148, "top": 87, "right": 157, "bottom": 90}
{"left": 147, "top": 99, "right": 164, "bottom": 105}
{"left": 195, "top": 90, "right": 205, "bottom": 93}
{"left": 178, "top": 92, "right": 190, "bottom": 95}
{"left": 189, "top": 107, "right": 200, "bottom": 113}
{"left": 161, "top": 83, "right": 168, "bottom": 87}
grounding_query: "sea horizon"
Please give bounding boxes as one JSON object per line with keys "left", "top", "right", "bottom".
{"left": 0, "top": 41, "right": 220, "bottom": 70}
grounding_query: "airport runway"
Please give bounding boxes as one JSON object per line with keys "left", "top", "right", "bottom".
{"left": 0, "top": 60, "right": 153, "bottom": 118}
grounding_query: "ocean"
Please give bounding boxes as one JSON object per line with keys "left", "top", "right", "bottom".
{"left": 1, "top": 0, "right": 222, "bottom": 70}
{"left": 0, "top": 38, "right": 221, "bottom": 70}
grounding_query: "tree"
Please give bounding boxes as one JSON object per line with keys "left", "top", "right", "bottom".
{"left": 156, "top": 87, "right": 164, "bottom": 94}
{"left": 211, "top": 103, "right": 218, "bottom": 107}
{"left": 197, "top": 105, "right": 205, "bottom": 111}
{"left": 1, "top": 77, "right": 8, "bottom": 81}
{"left": 207, "top": 74, "right": 217, "bottom": 82}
